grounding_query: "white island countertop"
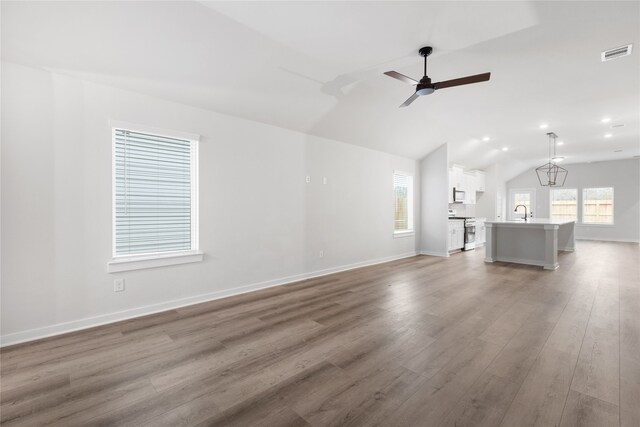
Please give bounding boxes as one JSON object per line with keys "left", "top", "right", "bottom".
{"left": 485, "top": 218, "right": 575, "bottom": 226}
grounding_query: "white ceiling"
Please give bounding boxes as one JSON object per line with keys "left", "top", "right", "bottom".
{"left": 2, "top": 1, "right": 639, "bottom": 175}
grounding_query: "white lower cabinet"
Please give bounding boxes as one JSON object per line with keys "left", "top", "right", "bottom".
{"left": 476, "top": 219, "right": 486, "bottom": 246}
{"left": 448, "top": 220, "right": 465, "bottom": 251}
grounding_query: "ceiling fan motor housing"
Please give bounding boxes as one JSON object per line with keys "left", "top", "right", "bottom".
{"left": 416, "top": 76, "right": 435, "bottom": 96}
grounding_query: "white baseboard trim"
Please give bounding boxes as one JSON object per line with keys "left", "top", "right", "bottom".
{"left": 491, "top": 256, "right": 546, "bottom": 268}
{"left": 576, "top": 237, "right": 640, "bottom": 243}
{"left": 0, "top": 251, "right": 418, "bottom": 347}
{"left": 419, "top": 250, "right": 450, "bottom": 257}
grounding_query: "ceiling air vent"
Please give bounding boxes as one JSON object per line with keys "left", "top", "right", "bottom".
{"left": 601, "top": 44, "right": 633, "bottom": 62}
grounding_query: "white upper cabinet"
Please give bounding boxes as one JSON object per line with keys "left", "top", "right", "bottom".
{"left": 449, "top": 165, "right": 485, "bottom": 205}
{"left": 463, "top": 172, "right": 476, "bottom": 204}
{"left": 472, "top": 170, "right": 486, "bottom": 192}
{"left": 450, "top": 165, "right": 465, "bottom": 190}
{"left": 464, "top": 172, "right": 477, "bottom": 192}
{"left": 448, "top": 171, "right": 454, "bottom": 203}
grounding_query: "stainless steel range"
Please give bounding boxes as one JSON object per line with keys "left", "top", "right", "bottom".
{"left": 462, "top": 218, "right": 476, "bottom": 251}
{"left": 448, "top": 210, "right": 476, "bottom": 251}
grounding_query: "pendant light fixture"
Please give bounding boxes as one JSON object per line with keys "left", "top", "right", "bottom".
{"left": 535, "top": 132, "right": 568, "bottom": 187}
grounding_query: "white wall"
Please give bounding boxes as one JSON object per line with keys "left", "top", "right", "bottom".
{"left": 507, "top": 159, "right": 640, "bottom": 242}
{"left": 420, "top": 144, "right": 449, "bottom": 256}
{"left": 1, "top": 62, "right": 419, "bottom": 344}
{"left": 476, "top": 163, "right": 507, "bottom": 221}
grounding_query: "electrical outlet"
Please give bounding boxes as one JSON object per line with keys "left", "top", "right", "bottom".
{"left": 319, "top": 250, "right": 324, "bottom": 258}
{"left": 305, "top": 175, "right": 311, "bottom": 183}
{"left": 114, "top": 278, "right": 125, "bottom": 292}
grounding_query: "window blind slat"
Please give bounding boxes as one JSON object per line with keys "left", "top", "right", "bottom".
{"left": 114, "top": 128, "right": 194, "bottom": 257}
{"left": 393, "top": 172, "right": 413, "bottom": 232}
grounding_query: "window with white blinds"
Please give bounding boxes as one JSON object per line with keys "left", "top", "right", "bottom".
{"left": 393, "top": 171, "right": 414, "bottom": 233}
{"left": 113, "top": 127, "right": 198, "bottom": 258}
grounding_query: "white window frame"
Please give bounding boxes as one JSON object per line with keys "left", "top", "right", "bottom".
{"left": 549, "top": 188, "right": 578, "bottom": 221}
{"left": 393, "top": 170, "right": 414, "bottom": 238}
{"left": 581, "top": 186, "right": 615, "bottom": 226}
{"left": 107, "top": 121, "right": 202, "bottom": 273}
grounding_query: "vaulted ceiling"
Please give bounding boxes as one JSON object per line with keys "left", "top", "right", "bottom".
{"left": 2, "top": 1, "right": 639, "bottom": 173}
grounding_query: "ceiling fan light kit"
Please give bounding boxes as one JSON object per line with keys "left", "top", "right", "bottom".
{"left": 384, "top": 46, "right": 491, "bottom": 107}
{"left": 536, "top": 132, "right": 568, "bottom": 187}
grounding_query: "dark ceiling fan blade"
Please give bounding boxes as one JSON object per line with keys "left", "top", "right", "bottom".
{"left": 384, "top": 71, "right": 419, "bottom": 85}
{"left": 433, "top": 72, "right": 491, "bottom": 90}
{"left": 399, "top": 92, "right": 419, "bottom": 108}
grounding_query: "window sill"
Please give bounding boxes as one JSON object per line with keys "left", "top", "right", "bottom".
{"left": 393, "top": 230, "right": 415, "bottom": 239}
{"left": 576, "top": 223, "right": 615, "bottom": 228}
{"left": 108, "top": 251, "right": 204, "bottom": 273}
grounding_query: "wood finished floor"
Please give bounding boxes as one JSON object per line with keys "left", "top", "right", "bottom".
{"left": 1, "top": 241, "right": 639, "bottom": 427}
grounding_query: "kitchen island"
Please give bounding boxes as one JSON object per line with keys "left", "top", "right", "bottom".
{"left": 484, "top": 219, "right": 575, "bottom": 270}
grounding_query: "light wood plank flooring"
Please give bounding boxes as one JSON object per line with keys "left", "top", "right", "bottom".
{"left": 1, "top": 240, "right": 638, "bottom": 426}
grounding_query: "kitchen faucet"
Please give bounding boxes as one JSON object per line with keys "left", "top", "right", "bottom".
{"left": 514, "top": 204, "right": 528, "bottom": 222}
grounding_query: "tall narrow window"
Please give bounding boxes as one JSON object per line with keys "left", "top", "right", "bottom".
{"left": 583, "top": 187, "right": 614, "bottom": 224}
{"left": 393, "top": 172, "right": 414, "bottom": 234}
{"left": 550, "top": 188, "right": 578, "bottom": 221}
{"left": 113, "top": 127, "right": 198, "bottom": 258}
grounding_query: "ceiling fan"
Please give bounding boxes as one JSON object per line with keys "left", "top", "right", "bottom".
{"left": 384, "top": 46, "right": 491, "bottom": 108}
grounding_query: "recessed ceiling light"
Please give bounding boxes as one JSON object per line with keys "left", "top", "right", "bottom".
{"left": 482, "top": 136, "right": 490, "bottom": 142}
{"left": 502, "top": 147, "right": 509, "bottom": 151}
{"left": 552, "top": 156, "right": 565, "bottom": 162}
{"left": 601, "top": 117, "right": 611, "bottom": 123}
{"left": 604, "top": 133, "right": 613, "bottom": 138}
{"left": 539, "top": 123, "right": 548, "bottom": 129}
{"left": 557, "top": 141, "right": 565, "bottom": 145}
